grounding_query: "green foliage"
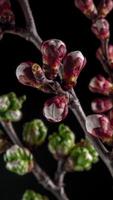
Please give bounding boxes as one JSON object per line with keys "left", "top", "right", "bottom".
{"left": 22, "top": 190, "right": 48, "bottom": 200}
{"left": 48, "top": 124, "right": 75, "bottom": 159}
{"left": 23, "top": 119, "right": 47, "bottom": 146}
{"left": 4, "top": 145, "right": 34, "bottom": 175}
{"left": 0, "top": 92, "right": 26, "bottom": 121}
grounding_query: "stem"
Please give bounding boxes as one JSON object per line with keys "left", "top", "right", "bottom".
{"left": 0, "top": 121, "right": 69, "bottom": 200}
{"left": 69, "top": 89, "right": 113, "bottom": 177}
{"left": 15, "top": 0, "right": 42, "bottom": 49}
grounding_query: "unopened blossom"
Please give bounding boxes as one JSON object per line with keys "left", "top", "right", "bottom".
{"left": 23, "top": 119, "right": 47, "bottom": 146}
{"left": 74, "top": 0, "right": 97, "bottom": 18}
{"left": 16, "top": 62, "right": 53, "bottom": 93}
{"left": 96, "top": 45, "right": 113, "bottom": 69}
{"left": 98, "top": 0, "right": 113, "bottom": 18}
{"left": 62, "top": 51, "right": 86, "bottom": 90}
{"left": 48, "top": 124, "right": 75, "bottom": 159}
{"left": 86, "top": 114, "right": 113, "bottom": 141}
{"left": 91, "top": 98, "right": 113, "bottom": 113}
{"left": 43, "top": 95, "right": 69, "bottom": 122}
{"left": 22, "top": 190, "right": 48, "bottom": 200}
{"left": 41, "top": 39, "right": 67, "bottom": 79}
{"left": 0, "top": 95, "right": 10, "bottom": 112}
{"left": 91, "top": 18, "right": 110, "bottom": 40}
{"left": 0, "top": 0, "right": 15, "bottom": 38}
{"left": 89, "top": 75, "right": 113, "bottom": 95}
{"left": 4, "top": 145, "right": 34, "bottom": 175}
{"left": 65, "top": 139, "right": 98, "bottom": 172}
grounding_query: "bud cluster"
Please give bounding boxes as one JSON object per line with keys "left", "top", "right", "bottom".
{"left": 48, "top": 124, "right": 98, "bottom": 171}
{"left": 4, "top": 145, "right": 34, "bottom": 175}
{"left": 22, "top": 190, "right": 48, "bottom": 200}
{"left": 0, "top": 92, "right": 26, "bottom": 121}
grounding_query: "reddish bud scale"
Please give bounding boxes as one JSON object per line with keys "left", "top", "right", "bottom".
{"left": 89, "top": 75, "right": 113, "bottom": 95}
{"left": 86, "top": 114, "right": 113, "bottom": 142}
{"left": 41, "top": 39, "right": 67, "bottom": 80}
{"left": 91, "top": 18, "right": 110, "bottom": 40}
{"left": 16, "top": 62, "right": 52, "bottom": 93}
{"left": 62, "top": 51, "right": 86, "bottom": 90}
{"left": 91, "top": 98, "right": 113, "bottom": 113}
{"left": 98, "top": 0, "right": 113, "bottom": 18}
{"left": 74, "top": 0, "right": 97, "bottom": 18}
{"left": 43, "top": 95, "right": 69, "bottom": 122}
{"left": 96, "top": 45, "right": 113, "bottom": 69}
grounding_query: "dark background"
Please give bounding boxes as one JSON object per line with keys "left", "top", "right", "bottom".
{"left": 0, "top": 0, "right": 113, "bottom": 199}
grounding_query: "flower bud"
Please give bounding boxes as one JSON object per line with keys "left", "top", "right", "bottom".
{"left": 98, "top": 0, "right": 113, "bottom": 18}
{"left": 22, "top": 190, "right": 48, "bottom": 200}
{"left": 23, "top": 119, "right": 47, "bottom": 146}
{"left": 96, "top": 45, "right": 113, "bottom": 69}
{"left": 3, "top": 110, "right": 22, "bottom": 121}
{"left": 89, "top": 75, "right": 113, "bottom": 95}
{"left": 0, "top": 0, "right": 15, "bottom": 29}
{"left": 65, "top": 140, "right": 98, "bottom": 172}
{"left": 4, "top": 145, "right": 34, "bottom": 175}
{"left": 48, "top": 124, "right": 75, "bottom": 159}
{"left": 62, "top": 51, "right": 86, "bottom": 90}
{"left": 91, "top": 98, "right": 113, "bottom": 113}
{"left": 0, "top": 95, "right": 10, "bottom": 112}
{"left": 41, "top": 39, "right": 67, "bottom": 79}
{"left": 16, "top": 62, "right": 54, "bottom": 93}
{"left": 86, "top": 114, "right": 113, "bottom": 141}
{"left": 91, "top": 18, "right": 110, "bottom": 40}
{"left": 74, "top": 0, "right": 97, "bottom": 18}
{"left": 8, "top": 92, "right": 26, "bottom": 110}
{"left": 16, "top": 62, "right": 38, "bottom": 87}
{"left": 43, "top": 95, "right": 69, "bottom": 122}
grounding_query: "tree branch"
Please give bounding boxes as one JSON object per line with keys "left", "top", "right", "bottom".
{"left": 69, "top": 88, "right": 113, "bottom": 177}
{"left": 15, "top": 0, "right": 42, "bottom": 49}
{"left": 0, "top": 121, "right": 69, "bottom": 200}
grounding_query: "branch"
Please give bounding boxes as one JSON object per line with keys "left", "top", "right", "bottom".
{"left": 0, "top": 121, "right": 69, "bottom": 200}
{"left": 14, "top": 0, "right": 42, "bottom": 49}
{"left": 69, "top": 89, "right": 113, "bottom": 177}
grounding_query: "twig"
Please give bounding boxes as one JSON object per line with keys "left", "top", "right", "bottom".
{"left": 0, "top": 121, "right": 69, "bottom": 200}
{"left": 68, "top": 88, "right": 113, "bottom": 177}
{"left": 14, "top": 0, "right": 42, "bottom": 49}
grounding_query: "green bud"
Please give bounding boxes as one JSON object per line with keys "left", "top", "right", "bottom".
{"left": 3, "top": 110, "right": 22, "bottom": 121}
{"left": 22, "top": 190, "right": 48, "bottom": 200}
{"left": 4, "top": 145, "right": 34, "bottom": 175}
{"left": 0, "top": 95, "right": 10, "bottom": 112}
{"left": 8, "top": 92, "right": 26, "bottom": 110}
{"left": 23, "top": 119, "right": 47, "bottom": 146}
{"left": 48, "top": 124, "right": 75, "bottom": 159}
{"left": 65, "top": 139, "right": 99, "bottom": 172}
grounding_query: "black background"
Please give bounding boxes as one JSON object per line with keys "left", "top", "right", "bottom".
{"left": 0, "top": 0, "right": 113, "bottom": 199}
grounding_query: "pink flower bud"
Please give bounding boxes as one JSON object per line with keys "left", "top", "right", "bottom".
{"left": 0, "top": 0, "right": 15, "bottom": 28}
{"left": 41, "top": 39, "right": 67, "bottom": 79}
{"left": 89, "top": 75, "right": 113, "bottom": 95}
{"left": 96, "top": 45, "right": 113, "bottom": 69}
{"left": 86, "top": 114, "right": 113, "bottom": 141}
{"left": 91, "top": 18, "right": 110, "bottom": 40}
{"left": 62, "top": 51, "right": 86, "bottom": 90}
{"left": 43, "top": 95, "right": 69, "bottom": 122}
{"left": 74, "top": 0, "right": 97, "bottom": 18}
{"left": 98, "top": 0, "right": 113, "bottom": 18}
{"left": 16, "top": 62, "right": 52, "bottom": 93}
{"left": 91, "top": 98, "right": 113, "bottom": 113}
